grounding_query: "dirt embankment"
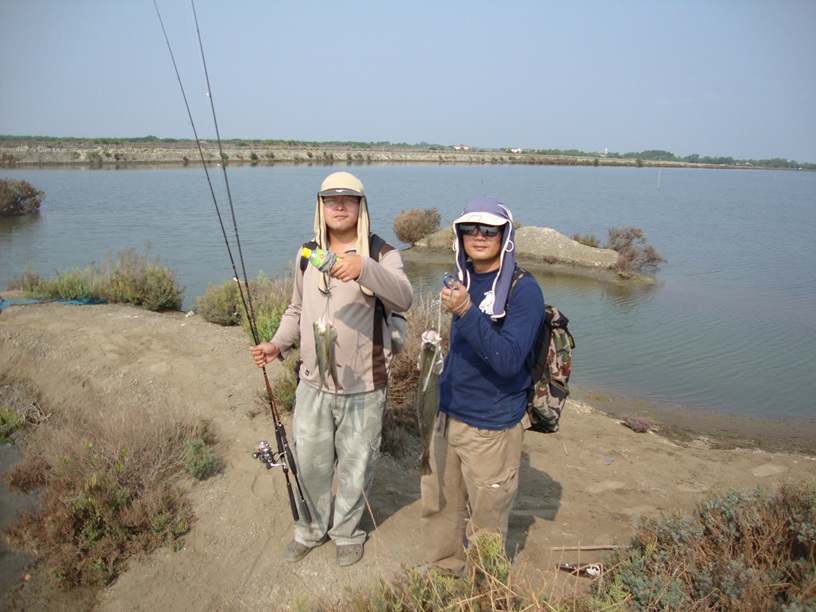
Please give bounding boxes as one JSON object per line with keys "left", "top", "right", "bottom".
{"left": 0, "top": 140, "right": 702, "bottom": 169}
{"left": 1, "top": 299, "right": 814, "bottom": 610}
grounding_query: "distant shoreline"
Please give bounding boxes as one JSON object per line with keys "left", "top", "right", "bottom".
{"left": 0, "top": 140, "right": 791, "bottom": 170}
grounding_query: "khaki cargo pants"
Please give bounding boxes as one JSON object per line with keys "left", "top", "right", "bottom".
{"left": 420, "top": 414, "right": 524, "bottom": 575}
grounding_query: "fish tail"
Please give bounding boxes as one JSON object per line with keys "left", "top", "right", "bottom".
{"left": 420, "top": 452, "right": 432, "bottom": 476}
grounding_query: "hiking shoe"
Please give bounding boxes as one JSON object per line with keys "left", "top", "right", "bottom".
{"left": 336, "top": 543, "right": 364, "bottom": 567}
{"left": 283, "top": 540, "right": 312, "bottom": 563}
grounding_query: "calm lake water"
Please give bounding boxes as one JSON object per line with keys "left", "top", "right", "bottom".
{"left": 2, "top": 164, "right": 815, "bottom": 421}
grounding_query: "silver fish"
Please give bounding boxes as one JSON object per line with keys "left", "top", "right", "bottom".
{"left": 314, "top": 317, "right": 338, "bottom": 391}
{"left": 416, "top": 329, "right": 444, "bottom": 476}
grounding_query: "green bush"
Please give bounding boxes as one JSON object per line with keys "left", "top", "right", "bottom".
{"left": 195, "top": 271, "right": 292, "bottom": 337}
{"left": 594, "top": 483, "right": 816, "bottom": 610}
{"left": 29, "top": 267, "right": 100, "bottom": 301}
{"left": 8, "top": 247, "right": 184, "bottom": 311}
{"left": 269, "top": 349, "right": 300, "bottom": 412}
{"left": 100, "top": 247, "right": 183, "bottom": 311}
{"left": 182, "top": 437, "right": 218, "bottom": 480}
{"left": 195, "top": 280, "right": 242, "bottom": 325}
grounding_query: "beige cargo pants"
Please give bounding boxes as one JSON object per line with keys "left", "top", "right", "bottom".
{"left": 420, "top": 414, "right": 524, "bottom": 575}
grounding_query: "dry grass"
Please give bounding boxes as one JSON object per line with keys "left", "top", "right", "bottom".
{"left": 0, "top": 381, "right": 49, "bottom": 442}
{"left": 2, "top": 384, "right": 214, "bottom": 586}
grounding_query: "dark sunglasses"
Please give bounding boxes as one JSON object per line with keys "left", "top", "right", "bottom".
{"left": 458, "top": 223, "right": 501, "bottom": 238}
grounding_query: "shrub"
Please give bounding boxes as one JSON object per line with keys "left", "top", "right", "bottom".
{"left": 195, "top": 280, "right": 241, "bottom": 325}
{"left": 269, "top": 348, "right": 300, "bottom": 412}
{"left": 99, "top": 247, "right": 183, "bottom": 311}
{"left": 594, "top": 483, "right": 816, "bottom": 610}
{"left": 393, "top": 207, "right": 442, "bottom": 245}
{"left": 8, "top": 247, "right": 183, "bottom": 311}
{"left": 0, "top": 178, "right": 45, "bottom": 216}
{"left": 182, "top": 437, "right": 218, "bottom": 480}
{"left": 241, "top": 271, "right": 293, "bottom": 343}
{"left": 1, "top": 390, "right": 207, "bottom": 587}
{"left": 28, "top": 266, "right": 100, "bottom": 301}
{"left": 605, "top": 226, "right": 666, "bottom": 272}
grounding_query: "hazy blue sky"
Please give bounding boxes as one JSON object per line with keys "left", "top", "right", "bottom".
{"left": 1, "top": 1, "right": 814, "bottom": 162}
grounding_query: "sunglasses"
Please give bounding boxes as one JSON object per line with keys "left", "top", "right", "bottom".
{"left": 458, "top": 223, "right": 501, "bottom": 238}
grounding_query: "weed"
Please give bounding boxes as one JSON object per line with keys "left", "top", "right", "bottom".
{"left": 572, "top": 232, "right": 601, "bottom": 248}
{"left": 6, "top": 262, "right": 41, "bottom": 291}
{"left": 182, "top": 437, "right": 218, "bottom": 480}
{"left": 342, "top": 533, "right": 533, "bottom": 610}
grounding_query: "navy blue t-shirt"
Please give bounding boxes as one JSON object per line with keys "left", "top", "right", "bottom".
{"left": 439, "top": 267, "right": 545, "bottom": 430}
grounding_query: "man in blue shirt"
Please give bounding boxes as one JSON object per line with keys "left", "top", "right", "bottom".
{"left": 420, "top": 196, "right": 544, "bottom": 576}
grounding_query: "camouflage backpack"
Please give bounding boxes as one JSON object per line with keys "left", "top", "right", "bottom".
{"left": 508, "top": 268, "right": 575, "bottom": 433}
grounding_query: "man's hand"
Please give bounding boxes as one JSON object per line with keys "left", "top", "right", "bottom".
{"left": 250, "top": 341, "right": 280, "bottom": 368}
{"left": 330, "top": 253, "right": 363, "bottom": 282}
{"left": 441, "top": 279, "right": 471, "bottom": 315}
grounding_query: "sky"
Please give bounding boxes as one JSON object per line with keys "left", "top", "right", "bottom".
{"left": 1, "top": 1, "right": 815, "bottom": 163}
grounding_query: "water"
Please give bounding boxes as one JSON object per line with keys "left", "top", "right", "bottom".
{"left": 2, "top": 164, "right": 815, "bottom": 421}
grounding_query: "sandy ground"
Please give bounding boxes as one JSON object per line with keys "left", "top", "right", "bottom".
{"left": 1, "top": 298, "right": 815, "bottom": 610}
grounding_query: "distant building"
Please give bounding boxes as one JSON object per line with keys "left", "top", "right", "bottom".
{"left": 453, "top": 144, "right": 471, "bottom": 150}
{"left": 510, "top": 148, "right": 523, "bottom": 154}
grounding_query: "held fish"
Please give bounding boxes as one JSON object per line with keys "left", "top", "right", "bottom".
{"left": 416, "top": 329, "right": 444, "bottom": 476}
{"left": 314, "top": 317, "right": 338, "bottom": 391}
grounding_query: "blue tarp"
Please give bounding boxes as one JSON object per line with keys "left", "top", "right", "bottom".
{"left": 0, "top": 297, "right": 106, "bottom": 312}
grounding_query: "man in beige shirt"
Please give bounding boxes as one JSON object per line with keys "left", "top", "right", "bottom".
{"left": 251, "top": 171, "right": 413, "bottom": 567}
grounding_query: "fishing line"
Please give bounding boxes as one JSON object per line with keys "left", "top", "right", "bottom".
{"left": 153, "top": 0, "right": 311, "bottom": 523}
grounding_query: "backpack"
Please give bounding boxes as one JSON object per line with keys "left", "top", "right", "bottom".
{"left": 300, "top": 233, "right": 407, "bottom": 355}
{"left": 508, "top": 267, "right": 575, "bottom": 433}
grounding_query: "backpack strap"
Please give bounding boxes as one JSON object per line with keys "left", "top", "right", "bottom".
{"left": 508, "top": 266, "right": 530, "bottom": 298}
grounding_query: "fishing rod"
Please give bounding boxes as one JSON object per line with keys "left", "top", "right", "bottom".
{"left": 154, "top": 0, "right": 311, "bottom": 524}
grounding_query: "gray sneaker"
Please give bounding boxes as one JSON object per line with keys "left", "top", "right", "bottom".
{"left": 283, "top": 540, "right": 312, "bottom": 563}
{"left": 336, "top": 543, "right": 364, "bottom": 567}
